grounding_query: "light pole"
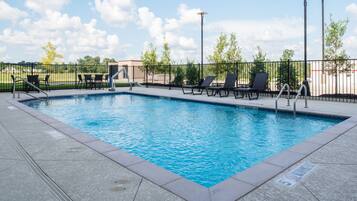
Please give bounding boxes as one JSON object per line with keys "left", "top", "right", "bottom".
{"left": 304, "top": 0, "right": 307, "bottom": 82}
{"left": 322, "top": 0, "right": 325, "bottom": 73}
{"left": 198, "top": 11, "right": 207, "bottom": 79}
{"left": 303, "top": 0, "right": 311, "bottom": 95}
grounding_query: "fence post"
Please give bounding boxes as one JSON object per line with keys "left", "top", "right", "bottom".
{"left": 287, "top": 59, "right": 291, "bottom": 87}
{"left": 75, "top": 64, "right": 78, "bottom": 89}
{"left": 169, "top": 64, "right": 172, "bottom": 90}
{"left": 235, "top": 62, "right": 238, "bottom": 86}
{"left": 145, "top": 66, "right": 148, "bottom": 88}
{"left": 31, "top": 63, "right": 34, "bottom": 75}
{"left": 132, "top": 66, "right": 135, "bottom": 83}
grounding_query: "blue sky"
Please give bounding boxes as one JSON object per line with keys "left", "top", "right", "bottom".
{"left": 0, "top": 0, "right": 356, "bottom": 63}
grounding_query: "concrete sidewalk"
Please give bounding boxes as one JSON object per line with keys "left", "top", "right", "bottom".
{"left": 0, "top": 88, "right": 356, "bottom": 201}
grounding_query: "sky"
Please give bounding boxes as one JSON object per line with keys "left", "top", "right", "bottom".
{"left": 0, "top": 0, "right": 356, "bottom": 63}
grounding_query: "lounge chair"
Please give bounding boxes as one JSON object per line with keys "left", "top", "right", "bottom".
{"left": 182, "top": 76, "right": 215, "bottom": 95}
{"left": 41, "top": 75, "right": 50, "bottom": 90}
{"left": 233, "top": 72, "right": 268, "bottom": 100}
{"left": 84, "top": 74, "right": 94, "bottom": 89}
{"left": 94, "top": 74, "right": 103, "bottom": 89}
{"left": 206, "top": 73, "right": 237, "bottom": 97}
{"left": 25, "top": 75, "right": 40, "bottom": 92}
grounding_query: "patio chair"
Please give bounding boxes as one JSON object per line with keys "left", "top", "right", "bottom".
{"left": 84, "top": 74, "right": 94, "bottom": 89}
{"left": 182, "top": 76, "right": 215, "bottom": 95}
{"left": 233, "top": 72, "right": 268, "bottom": 100}
{"left": 104, "top": 74, "right": 109, "bottom": 88}
{"left": 206, "top": 73, "right": 237, "bottom": 97}
{"left": 25, "top": 75, "right": 40, "bottom": 92}
{"left": 77, "top": 74, "right": 83, "bottom": 88}
{"left": 94, "top": 74, "right": 103, "bottom": 89}
{"left": 41, "top": 74, "right": 50, "bottom": 91}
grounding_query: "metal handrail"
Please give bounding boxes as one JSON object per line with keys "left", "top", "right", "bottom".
{"left": 109, "top": 67, "right": 143, "bottom": 91}
{"left": 12, "top": 77, "right": 48, "bottom": 100}
{"left": 293, "top": 84, "right": 308, "bottom": 116}
{"left": 275, "top": 83, "right": 290, "bottom": 113}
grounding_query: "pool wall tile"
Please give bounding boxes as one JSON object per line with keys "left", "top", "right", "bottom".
{"left": 163, "top": 178, "right": 210, "bottom": 201}
{"left": 209, "top": 178, "right": 254, "bottom": 201}
{"left": 104, "top": 150, "right": 145, "bottom": 167}
{"left": 128, "top": 161, "right": 181, "bottom": 186}
{"left": 232, "top": 162, "right": 283, "bottom": 186}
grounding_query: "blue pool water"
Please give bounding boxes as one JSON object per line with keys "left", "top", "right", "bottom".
{"left": 24, "top": 93, "right": 342, "bottom": 187}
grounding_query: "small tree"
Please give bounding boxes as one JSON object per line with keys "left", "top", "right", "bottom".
{"left": 173, "top": 67, "right": 185, "bottom": 86}
{"left": 40, "top": 42, "right": 63, "bottom": 65}
{"left": 224, "top": 33, "right": 243, "bottom": 73}
{"left": 185, "top": 61, "right": 199, "bottom": 85}
{"left": 324, "top": 17, "right": 351, "bottom": 94}
{"left": 141, "top": 43, "right": 158, "bottom": 82}
{"left": 277, "top": 49, "right": 299, "bottom": 90}
{"left": 208, "top": 33, "right": 228, "bottom": 77}
{"left": 159, "top": 41, "right": 171, "bottom": 83}
{"left": 250, "top": 46, "right": 267, "bottom": 85}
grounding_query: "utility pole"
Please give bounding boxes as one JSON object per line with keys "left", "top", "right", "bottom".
{"left": 198, "top": 11, "right": 207, "bottom": 79}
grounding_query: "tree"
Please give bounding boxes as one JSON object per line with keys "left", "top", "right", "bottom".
{"left": 324, "top": 17, "right": 351, "bottom": 94}
{"left": 224, "top": 33, "right": 243, "bottom": 63}
{"left": 208, "top": 33, "right": 228, "bottom": 77}
{"left": 159, "top": 41, "right": 171, "bottom": 83}
{"left": 141, "top": 43, "right": 158, "bottom": 82}
{"left": 77, "top": 56, "right": 116, "bottom": 73}
{"left": 208, "top": 33, "right": 243, "bottom": 78}
{"left": 324, "top": 17, "right": 350, "bottom": 73}
{"left": 250, "top": 46, "right": 267, "bottom": 85}
{"left": 277, "top": 49, "right": 299, "bottom": 89}
{"left": 40, "top": 42, "right": 63, "bottom": 65}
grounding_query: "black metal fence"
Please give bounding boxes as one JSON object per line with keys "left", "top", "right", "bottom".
{"left": 1, "top": 59, "right": 356, "bottom": 102}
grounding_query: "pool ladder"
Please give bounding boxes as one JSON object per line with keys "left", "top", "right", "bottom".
{"left": 275, "top": 83, "right": 308, "bottom": 116}
{"left": 275, "top": 83, "right": 290, "bottom": 113}
{"left": 109, "top": 67, "right": 143, "bottom": 91}
{"left": 12, "top": 77, "right": 49, "bottom": 100}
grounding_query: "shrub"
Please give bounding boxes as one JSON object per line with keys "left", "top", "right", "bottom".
{"left": 185, "top": 63, "right": 199, "bottom": 85}
{"left": 173, "top": 67, "right": 185, "bottom": 86}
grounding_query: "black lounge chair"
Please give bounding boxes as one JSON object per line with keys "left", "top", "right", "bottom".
{"left": 206, "top": 73, "right": 237, "bottom": 97}
{"left": 182, "top": 76, "right": 215, "bottom": 95}
{"left": 94, "top": 74, "right": 103, "bottom": 89}
{"left": 41, "top": 74, "right": 50, "bottom": 90}
{"left": 233, "top": 72, "right": 268, "bottom": 100}
{"left": 84, "top": 74, "right": 94, "bottom": 89}
{"left": 25, "top": 75, "right": 40, "bottom": 92}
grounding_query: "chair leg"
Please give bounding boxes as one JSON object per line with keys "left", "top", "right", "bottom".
{"left": 182, "top": 87, "right": 194, "bottom": 94}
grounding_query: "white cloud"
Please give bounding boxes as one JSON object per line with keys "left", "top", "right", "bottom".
{"left": 346, "top": 3, "right": 357, "bottom": 17}
{"left": 0, "top": 1, "right": 27, "bottom": 22}
{"left": 0, "top": 11, "right": 122, "bottom": 62}
{"left": 25, "top": 0, "right": 70, "bottom": 13}
{"left": 137, "top": 5, "right": 199, "bottom": 61}
{"left": 95, "top": 0, "right": 134, "bottom": 25}
{"left": 206, "top": 17, "right": 316, "bottom": 60}
{"left": 177, "top": 4, "right": 201, "bottom": 25}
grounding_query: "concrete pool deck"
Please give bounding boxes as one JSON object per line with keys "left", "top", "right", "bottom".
{"left": 0, "top": 87, "right": 357, "bottom": 201}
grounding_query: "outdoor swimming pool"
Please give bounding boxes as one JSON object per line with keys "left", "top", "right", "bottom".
{"left": 24, "top": 93, "right": 342, "bottom": 187}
